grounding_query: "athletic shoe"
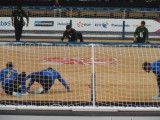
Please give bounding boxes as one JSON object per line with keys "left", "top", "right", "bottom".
{"left": 152, "top": 94, "right": 160, "bottom": 100}
{"left": 33, "top": 90, "right": 41, "bottom": 94}
{"left": 22, "top": 92, "right": 29, "bottom": 96}
{"left": 152, "top": 96, "right": 160, "bottom": 100}
{"left": 13, "top": 93, "right": 22, "bottom": 97}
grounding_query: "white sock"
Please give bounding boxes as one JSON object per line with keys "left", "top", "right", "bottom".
{"left": 12, "top": 92, "right": 18, "bottom": 96}
{"left": 37, "top": 88, "right": 44, "bottom": 92}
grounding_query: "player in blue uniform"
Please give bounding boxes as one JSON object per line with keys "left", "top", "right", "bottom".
{"left": 142, "top": 60, "right": 160, "bottom": 99}
{"left": 23, "top": 68, "right": 71, "bottom": 94}
{"left": 0, "top": 62, "right": 27, "bottom": 97}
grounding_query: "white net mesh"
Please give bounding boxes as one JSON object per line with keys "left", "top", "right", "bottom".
{"left": 0, "top": 42, "right": 160, "bottom": 110}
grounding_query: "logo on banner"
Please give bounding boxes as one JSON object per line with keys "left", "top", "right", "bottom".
{"left": 95, "top": 22, "right": 109, "bottom": 28}
{"left": 57, "top": 22, "right": 70, "bottom": 26}
{"left": 34, "top": 21, "right": 54, "bottom": 27}
{"left": 77, "top": 22, "right": 91, "bottom": 27}
{"left": 0, "top": 21, "right": 11, "bottom": 26}
{"left": 102, "top": 22, "right": 109, "bottom": 28}
{"left": 133, "top": 24, "right": 151, "bottom": 28}
{"left": 40, "top": 57, "right": 118, "bottom": 65}
{"left": 111, "top": 24, "right": 130, "bottom": 27}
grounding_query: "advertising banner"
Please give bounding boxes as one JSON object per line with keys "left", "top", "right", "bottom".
{"left": 0, "top": 17, "right": 160, "bottom": 32}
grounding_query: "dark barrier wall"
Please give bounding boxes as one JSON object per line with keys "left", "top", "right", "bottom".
{"left": 0, "top": 0, "right": 159, "bottom": 8}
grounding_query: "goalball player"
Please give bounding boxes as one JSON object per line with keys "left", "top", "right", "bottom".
{"left": 133, "top": 21, "right": 149, "bottom": 43}
{"left": 61, "top": 25, "right": 84, "bottom": 42}
{"left": 0, "top": 62, "right": 27, "bottom": 97}
{"left": 142, "top": 60, "right": 160, "bottom": 99}
{"left": 23, "top": 68, "right": 71, "bottom": 94}
{"left": 11, "top": 6, "right": 29, "bottom": 41}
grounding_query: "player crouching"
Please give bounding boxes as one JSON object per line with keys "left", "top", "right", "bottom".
{"left": 24, "top": 68, "right": 71, "bottom": 94}
{"left": 142, "top": 61, "right": 160, "bottom": 99}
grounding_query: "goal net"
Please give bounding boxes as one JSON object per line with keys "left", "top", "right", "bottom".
{"left": 0, "top": 41, "right": 160, "bottom": 111}
{"left": 0, "top": 6, "right": 160, "bottom": 41}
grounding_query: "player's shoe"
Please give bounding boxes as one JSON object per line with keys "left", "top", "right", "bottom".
{"left": 12, "top": 92, "right": 22, "bottom": 97}
{"left": 33, "top": 90, "right": 41, "bottom": 94}
{"left": 22, "top": 92, "right": 29, "bottom": 96}
{"left": 152, "top": 94, "right": 160, "bottom": 100}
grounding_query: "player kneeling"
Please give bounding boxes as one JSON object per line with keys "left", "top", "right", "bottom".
{"left": 25, "top": 68, "right": 71, "bottom": 94}
{"left": 133, "top": 21, "right": 150, "bottom": 43}
{"left": 0, "top": 62, "right": 28, "bottom": 97}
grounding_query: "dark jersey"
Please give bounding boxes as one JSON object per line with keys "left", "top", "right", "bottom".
{"left": 11, "top": 9, "right": 29, "bottom": 24}
{"left": 62, "top": 28, "right": 77, "bottom": 42}
{"left": 134, "top": 27, "right": 148, "bottom": 42}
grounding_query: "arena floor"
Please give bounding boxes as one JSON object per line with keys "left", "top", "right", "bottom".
{"left": 0, "top": 38, "right": 160, "bottom": 105}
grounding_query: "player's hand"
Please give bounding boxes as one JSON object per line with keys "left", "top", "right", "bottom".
{"left": 67, "top": 89, "right": 73, "bottom": 92}
{"left": 133, "top": 39, "right": 137, "bottom": 43}
{"left": 61, "top": 38, "right": 64, "bottom": 42}
{"left": 26, "top": 23, "right": 29, "bottom": 27}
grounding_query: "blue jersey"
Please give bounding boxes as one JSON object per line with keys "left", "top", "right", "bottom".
{"left": 0, "top": 68, "right": 18, "bottom": 89}
{"left": 22, "top": 69, "right": 70, "bottom": 92}
{"left": 150, "top": 60, "right": 160, "bottom": 76}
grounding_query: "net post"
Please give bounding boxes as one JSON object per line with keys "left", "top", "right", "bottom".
{"left": 91, "top": 44, "right": 96, "bottom": 107}
{"left": 70, "top": 20, "right": 72, "bottom": 27}
{"left": 122, "top": 21, "right": 125, "bottom": 40}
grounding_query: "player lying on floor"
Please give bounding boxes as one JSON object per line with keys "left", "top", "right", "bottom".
{"left": 0, "top": 62, "right": 28, "bottom": 97}
{"left": 22, "top": 67, "right": 71, "bottom": 94}
{"left": 142, "top": 60, "right": 160, "bottom": 99}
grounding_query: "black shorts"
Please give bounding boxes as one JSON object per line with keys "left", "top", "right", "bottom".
{"left": 134, "top": 38, "right": 145, "bottom": 43}
{"left": 4, "top": 72, "right": 26, "bottom": 95}
{"left": 31, "top": 75, "right": 53, "bottom": 93}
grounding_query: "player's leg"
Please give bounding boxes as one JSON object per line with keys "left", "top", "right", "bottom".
{"left": 14, "top": 23, "right": 20, "bottom": 41}
{"left": 15, "top": 23, "right": 22, "bottom": 41}
{"left": 19, "top": 24, "right": 23, "bottom": 38}
{"left": 77, "top": 32, "right": 84, "bottom": 42}
{"left": 133, "top": 38, "right": 145, "bottom": 43}
{"left": 152, "top": 75, "right": 160, "bottom": 99}
{"left": 4, "top": 81, "right": 22, "bottom": 97}
{"left": 13, "top": 72, "right": 27, "bottom": 92}
{"left": 41, "top": 76, "right": 53, "bottom": 93}
{"left": 33, "top": 75, "right": 53, "bottom": 94}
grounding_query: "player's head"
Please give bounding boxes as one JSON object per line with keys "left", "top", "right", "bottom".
{"left": 141, "top": 21, "right": 145, "bottom": 27}
{"left": 17, "top": 6, "right": 22, "bottom": 11}
{"left": 6, "top": 62, "right": 13, "bottom": 68}
{"left": 142, "top": 62, "right": 151, "bottom": 72}
{"left": 66, "top": 25, "right": 71, "bottom": 32}
{"left": 48, "top": 67, "right": 53, "bottom": 70}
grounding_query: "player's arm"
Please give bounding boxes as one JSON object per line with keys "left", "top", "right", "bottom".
{"left": 73, "top": 29, "right": 78, "bottom": 41}
{"left": 133, "top": 27, "right": 138, "bottom": 41}
{"left": 11, "top": 11, "right": 15, "bottom": 26}
{"left": 145, "top": 28, "right": 149, "bottom": 43}
{"left": 61, "top": 31, "right": 67, "bottom": 41}
{"left": 57, "top": 72, "right": 70, "bottom": 91}
{"left": 13, "top": 70, "right": 19, "bottom": 78}
{"left": 0, "top": 70, "right": 4, "bottom": 82}
{"left": 21, "top": 72, "right": 39, "bottom": 93}
{"left": 22, "top": 10, "right": 29, "bottom": 27}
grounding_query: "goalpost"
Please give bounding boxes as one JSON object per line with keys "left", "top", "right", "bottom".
{"left": 0, "top": 41, "right": 160, "bottom": 112}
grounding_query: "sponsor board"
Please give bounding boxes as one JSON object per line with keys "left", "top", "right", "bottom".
{"left": 34, "top": 21, "right": 54, "bottom": 27}
{"left": 0, "top": 17, "right": 160, "bottom": 32}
